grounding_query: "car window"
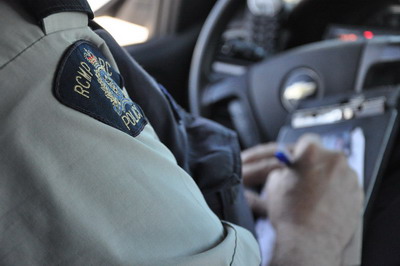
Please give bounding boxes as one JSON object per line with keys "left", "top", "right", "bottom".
{"left": 87, "top": 0, "right": 183, "bottom": 46}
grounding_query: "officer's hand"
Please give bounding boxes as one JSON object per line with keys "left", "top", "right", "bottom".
{"left": 241, "top": 143, "right": 282, "bottom": 186}
{"left": 266, "top": 134, "right": 363, "bottom": 266}
{"left": 241, "top": 143, "right": 283, "bottom": 217}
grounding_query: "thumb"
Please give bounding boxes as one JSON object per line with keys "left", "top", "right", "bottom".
{"left": 245, "top": 190, "right": 268, "bottom": 217}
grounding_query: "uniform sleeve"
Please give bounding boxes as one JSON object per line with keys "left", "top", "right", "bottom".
{"left": 0, "top": 2, "right": 261, "bottom": 265}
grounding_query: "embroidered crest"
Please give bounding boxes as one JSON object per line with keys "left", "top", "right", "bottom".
{"left": 54, "top": 41, "right": 147, "bottom": 137}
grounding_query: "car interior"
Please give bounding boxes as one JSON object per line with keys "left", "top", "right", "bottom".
{"left": 89, "top": 0, "right": 400, "bottom": 264}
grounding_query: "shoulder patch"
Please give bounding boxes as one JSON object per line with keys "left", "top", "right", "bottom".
{"left": 54, "top": 41, "right": 147, "bottom": 137}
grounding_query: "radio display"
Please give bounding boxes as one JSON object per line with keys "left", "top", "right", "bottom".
{"left": 325, "top": 24, "right": 400, "bottom": 41}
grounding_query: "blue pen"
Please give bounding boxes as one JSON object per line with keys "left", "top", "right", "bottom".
{"left": 275, "top": 147, "right": 293, "bottom": 166}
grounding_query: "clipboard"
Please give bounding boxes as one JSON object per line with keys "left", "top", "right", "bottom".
{"left": 276, "top": 87, "right": 400, "bottom": 265}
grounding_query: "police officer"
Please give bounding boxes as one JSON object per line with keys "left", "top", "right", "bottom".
{"left": 0, "top": 0, "right": 362, "bottom": 265}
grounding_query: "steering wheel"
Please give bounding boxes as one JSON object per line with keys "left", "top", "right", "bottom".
{"left": 189, "top": 0, "right": 400, "bottom": 148}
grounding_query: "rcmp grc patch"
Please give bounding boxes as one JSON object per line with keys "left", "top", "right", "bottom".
{"left": 54, "top": 41, "right": 147, "bottom": 137}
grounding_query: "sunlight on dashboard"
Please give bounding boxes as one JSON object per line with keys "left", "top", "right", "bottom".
{"left": 87, "top": 0, "right": 149, "bottom": 46}
{"left": 282, "top": 0, "right": 301, "bottom": 4}
{"left": 94, "top": 16, "right": 149, "bottom": 46}
{"left": 87, "top": 0, "right": 111, "bottom": 12}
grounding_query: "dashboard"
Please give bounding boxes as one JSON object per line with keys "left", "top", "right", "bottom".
{"left": 212, "top": 0, "right": 400, "bottom": 77}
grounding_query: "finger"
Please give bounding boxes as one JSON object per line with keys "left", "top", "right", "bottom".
{"left": 245, "top": 190, "right": 268, "bottom": 217}
{"left": 292, "top": 134, "right": 323, "bottom": 167}
{"left": 294, "top": 134, "right": 321, "bottom": 156}
{"left": 265, "top": 168, "right": 289, "bottom": 198}
{"left": 293, "top": 134, "right": 351, "bottom": 172}
{"left": 241, "top": 143, "right": 279, "bottom": 164}
{"left": 242, "top": 157, "right": 283, "bottom": 186}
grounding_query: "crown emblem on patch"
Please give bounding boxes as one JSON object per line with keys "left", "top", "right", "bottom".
{"left": 83, "top": 48, "right": 99, "bottom": 67}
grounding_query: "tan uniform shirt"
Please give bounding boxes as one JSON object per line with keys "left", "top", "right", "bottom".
{"left": 0, "top": 1, "right": 260, "bottom": 265}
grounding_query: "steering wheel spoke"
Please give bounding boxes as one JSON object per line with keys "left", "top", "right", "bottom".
{"left": 202, "top": 74, "right": 263, "bottom": 147}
